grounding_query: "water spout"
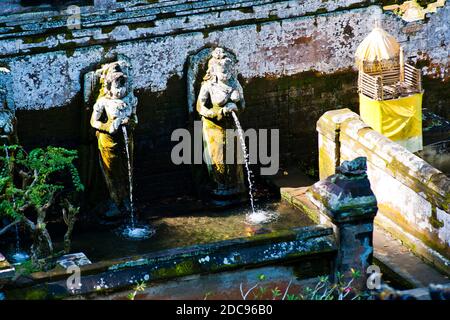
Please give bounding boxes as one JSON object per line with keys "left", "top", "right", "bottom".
{"left": 119, "top": 127, "right": 155, "bottom": 240}
{"left": 122, "top": 126, "right": 135, "bottom": 228}
{"left": 4, "top": 144, "right": 29, "bottom": 263}
{"left": 231, "top": 112, "right": 256, "bottom": 214}
{"left": 231, "top": 113, "right": 281, "bottom": 225}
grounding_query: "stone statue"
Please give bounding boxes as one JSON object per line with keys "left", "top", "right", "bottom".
{"left": 0, "top": 90, "right": 16, "bottom": 145}
{"left": 0, "top": 68, "right": 17, "bottom": 145}
{"left": 90, "top": 61, "right": 137, "bottom": 217}
{"left": 196, "top": 47, "right": 246, "bottom": 205}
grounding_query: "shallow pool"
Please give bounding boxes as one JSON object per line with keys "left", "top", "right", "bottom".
{"left": 66, "top": 200, "right": 314, "bottom": 262}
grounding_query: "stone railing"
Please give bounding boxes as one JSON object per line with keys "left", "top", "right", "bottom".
{"left": 317, "top": 108, "right": 450, "bottom": 275}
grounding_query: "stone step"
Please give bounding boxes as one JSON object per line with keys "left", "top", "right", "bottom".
{"left": 373, "top": 226, "right": 449, "bottom": 289}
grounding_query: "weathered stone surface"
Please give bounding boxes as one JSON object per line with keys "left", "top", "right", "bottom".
{"left": 57, "top": 252, "right": 92, "bottom": 269}
{"left": 0, "top": 2, "right": 448, "bottom": 111}
{"left": 317, "top": 108, "right": 450, "bottom": 275}
{"left": 4, "top": 225, "right": 336, "bottom": 299}
{"left": 317, "top": 108, "right": 362, "bottom": 179}
{"left": 311, "top": 157, "right": 378, "bottom": 220}
{"left": 280, "top": 186, "right": 450, "bottom": 290}
{"left": 0, "top": 1, "right": 447, "bottom": 200}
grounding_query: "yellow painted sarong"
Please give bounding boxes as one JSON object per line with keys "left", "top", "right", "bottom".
{"left": 96, "top": 129, "right": 133, "bottom": 208}
{"left": 359, "top": 93, "right": 423, "bottom": 153}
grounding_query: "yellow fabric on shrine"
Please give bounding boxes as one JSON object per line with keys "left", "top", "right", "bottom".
{"left": 359, "top": 93, "right": 423, "bottom": 152}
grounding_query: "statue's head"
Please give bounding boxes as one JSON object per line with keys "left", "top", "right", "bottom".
{"left": 205, "top": 48, "right": 235, "bottom": 83}
{"left": 101, "top": 61, "right": 129, "bottom": 99}
{"left": 211, "top": 47, "right": 226, "bottom": 60}
{"left": 107, "top": 73, "right": 128, "bottom": 99}
{"left": 215, "top": 57, "right": 234, "bottom": 82}
{"left": 0, "top": 89, "right": 14, "bottom": 137}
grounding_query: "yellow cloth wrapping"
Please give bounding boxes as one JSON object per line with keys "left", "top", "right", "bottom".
{"left": 96, "top": 129, "right": 133, "bottom": 208}
{"left": 201, "top": 105, "right": 245, "bottom": 193}
{"left": 359, "top": 93, "right": 423, "bottom": 153}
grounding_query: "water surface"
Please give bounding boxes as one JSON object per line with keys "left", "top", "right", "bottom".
{"left": 67, "top": 200, "right": 313, "bottom": 262}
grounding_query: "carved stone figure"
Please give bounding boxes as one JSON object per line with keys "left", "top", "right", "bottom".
{"left": 0, "top": 91, "right": 15, "bottom": 144}
{"left": 0, "top": 68, "right": 17, "bottom": 145}
{"left": 195, "top": 48, "right": 246, "bottom": 205}
{"left": 90, "top": 61, "right": 137, "bottom": 216}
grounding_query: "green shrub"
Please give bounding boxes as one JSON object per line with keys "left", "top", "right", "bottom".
{"left": 0, "top": 145, "right": 84, "bottom": 266}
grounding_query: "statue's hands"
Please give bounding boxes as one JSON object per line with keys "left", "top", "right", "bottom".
{"left": 121, "top": 118, "right": 129, "bottom": 125}
{"left": 109, "top": 118, "right": 122, "bottom": 134}
{"left": 205, "top": 109, "right": 216, "bottom": 118}
{"left": 230, "top": 90, "right": 240, "bottom": 103}
{"left": 222, "top": 103, "right": 238, "bottom": 115}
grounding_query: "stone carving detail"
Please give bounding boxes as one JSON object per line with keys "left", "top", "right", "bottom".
{"left": 189, "top": 47, "right": 247, "bottom": 206}
{"left": 88, "top": 60, "right": 138, "bottom": 216}
{"left": 0, "top": 67, "right": 17, "bottom": 145}
{"left": 309, "top": 157, "right": 378, "bottom": 291}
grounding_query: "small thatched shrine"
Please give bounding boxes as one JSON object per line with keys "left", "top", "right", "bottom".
{"left": 356, "top": 26, "right": 423, "bottom": 153}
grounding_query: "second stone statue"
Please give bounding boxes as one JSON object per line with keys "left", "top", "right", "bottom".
{"left": 196, "top": 48, "right": 247, "bottom": 206}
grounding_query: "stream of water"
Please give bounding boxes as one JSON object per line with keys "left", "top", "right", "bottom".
{"left": 3, "top": 144, "right": 29, "bottom": 263}
{"left": 122, "top": 126, "right": 135, "bottom": 228}
{"left": 230, "top": 111, "right": 280, "bottom": 226}
{"left": 120, "top": 127, "right": 154, "bottom": 240}
{"left": 231, "top": 112, "right": 256, "bottom": 214}
{"left": 231, "top": 112, "right": 281, "bottom": 224}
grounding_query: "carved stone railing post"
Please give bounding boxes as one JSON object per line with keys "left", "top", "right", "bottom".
{"left": 309, "top": 157, "right": 378, "bottom": 292}
{"left": 316, "top": 109, "right": 359, "bottom": 180}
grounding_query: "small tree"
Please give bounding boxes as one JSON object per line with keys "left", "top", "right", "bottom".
{"left": 0, "top": 145, "right": 84, "bottom": 266}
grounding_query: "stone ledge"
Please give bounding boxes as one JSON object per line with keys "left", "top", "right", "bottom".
{"left": 316, "top": 108, "right": 361, "bottom": 141}
{"left": 0, "top": 1, "right": 380, "bottom": 57}
{"left": 4, "top": 225, "right": 336, "bottom": 299}
{"left": 334, "top": 111, "right": 449, "bottom": 210}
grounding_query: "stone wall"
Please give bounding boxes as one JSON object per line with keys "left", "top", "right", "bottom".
{"left": 317, "top": 109, "right": 450, "bottom": 275}
{"left": 0, "top": 0, "right": 449, "bottom": 200}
